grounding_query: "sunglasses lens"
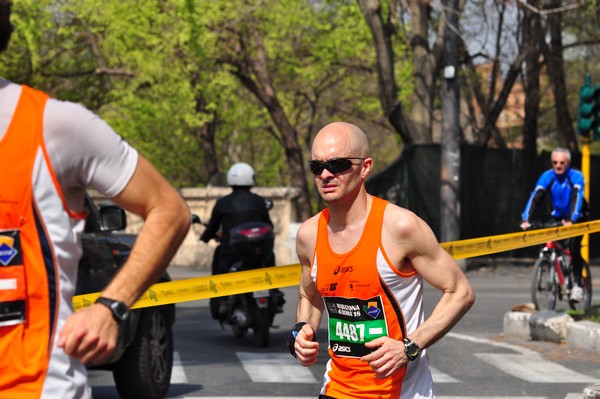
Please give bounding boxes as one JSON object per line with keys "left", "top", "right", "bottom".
{"left": 328, "top": 158, "right": 352, "bottom": 173}
{"left": 309, "top": 161, "right": 325, "bottom": 175}
{"left": 309, "top": 158, "right": 354, "bottom": 175}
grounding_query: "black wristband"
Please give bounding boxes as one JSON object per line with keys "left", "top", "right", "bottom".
{"left": 287, "top": 322, "right": 315, "bottom": 358}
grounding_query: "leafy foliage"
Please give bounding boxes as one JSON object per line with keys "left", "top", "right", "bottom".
{"left": 3, "top": 0, "right": 597, "bottom": 195}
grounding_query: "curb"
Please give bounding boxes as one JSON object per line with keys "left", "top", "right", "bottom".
{"left": 504, "top": 306, "right": 600, "bottom": 397}
{"left": 504, "top": 308, "right": 600, "bottom": 353}
{"left": 584, "top": 384, "right": 600, "bottom": 399}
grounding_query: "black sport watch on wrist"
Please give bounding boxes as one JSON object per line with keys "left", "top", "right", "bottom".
{"left": 402, "top": 337, "right": 420, "bottom": 361}
{"left": 95, "top": 297, "right": 130, "bottom": 323}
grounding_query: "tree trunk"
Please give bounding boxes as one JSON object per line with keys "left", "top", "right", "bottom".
{"left": 407, "top": 0, "right": 439, "bottom": 144}
{"left": 191, "top": 74, "right": 221, "bottom": 185}
{"left": 480, "top": 47, "right": 528, "bottom": 147}
{"left": 522, "top": 0, "right": 542, "bottom": 154}
{"left": 357, "top": 0, "right": 413, "bottom": 144}
{"left": 229, "top": 27, "right": 313, "bottom": 221}
{"left": 542, "top": 0, "right": 578, "bottom": 153}
{"left": 440, "top": 0, "right": 461, "bottom": 243}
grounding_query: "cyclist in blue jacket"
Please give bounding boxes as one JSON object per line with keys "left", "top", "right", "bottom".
{"left": 520, "top": 147, "right": 588, "bottom": 302}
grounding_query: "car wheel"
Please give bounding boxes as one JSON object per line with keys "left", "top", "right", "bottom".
{"left": 113, "top": 306, "right": 174, "bottom": 399}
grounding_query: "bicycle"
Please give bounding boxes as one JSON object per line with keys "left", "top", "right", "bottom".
{"left": 528, "top": 222, "right": 592, "bottom": 312}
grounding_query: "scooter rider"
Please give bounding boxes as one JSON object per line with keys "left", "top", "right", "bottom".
{"left": 200, "top": 162, "right": 283, "bottom": 318}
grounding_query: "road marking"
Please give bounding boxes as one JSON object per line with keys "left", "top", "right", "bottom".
{"left": 447, "top": 332, "right": 598, "bottom": 384}
{"left": 437, "top": 397, "right": 546, "bottom": 399}
{"left": 169, "top": 397, "right": 570, "bottom": 399}
{"left": 446, "top": 332, "right": 538, "bottom": 356}
{"left": 236, "top": 352, "right": 318, "bottom": 383}
{"left": 475, "top": 353, "right": 600, "bottom": 383}
{"left": 171, "top": 352, "right": 188, "bottom": 383}
{"left": 431, "top": 367, "right": 460, "bottom": 383}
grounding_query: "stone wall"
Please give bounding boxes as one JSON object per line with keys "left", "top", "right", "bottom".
{"left": 94, "top": 187, "right": 303, "bottom": 270}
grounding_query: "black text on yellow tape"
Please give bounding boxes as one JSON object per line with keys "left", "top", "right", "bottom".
{"left": 73, "top": 220, "right": 600, "bottom": 310}
{"left": 72, "top": 264, "right": 302, "bottom": 312}
{"left": 442, "top": 219, "right": 600, "bottom": 260}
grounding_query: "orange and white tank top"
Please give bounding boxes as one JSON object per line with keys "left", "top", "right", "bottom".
{"left": 311, "top": 196, "right": 434, "bottom": 399}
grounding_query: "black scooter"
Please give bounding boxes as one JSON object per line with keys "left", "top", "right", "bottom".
{"left": 192, "top": 215, "right": 283, "bottom": 347}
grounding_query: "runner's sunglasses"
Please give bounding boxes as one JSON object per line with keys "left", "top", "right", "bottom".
{"left": 309, "top": 157, "right": 365, "bottom": 175}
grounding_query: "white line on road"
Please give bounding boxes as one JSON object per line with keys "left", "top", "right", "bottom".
{"left": 437, "top": 397, "right": 546, "bottom": 399}
{"left": 236, "top": 352, "right": 318, "bottom": 383}
{"left": 168, "top": 397, "right": 571, "bottom": 399}
{"left": 446, "top": 332, "right": 538, "bottom": 356}
{"left": 475, "top": 353, "right": 600, "bottom": 384}
{"left": 431, "top": 367, "right": 461, "bottom": 383}
{"left": 171, "top": 352, "right": 188, "bottom": 383}
{"left": 438, "top": 397, "right": 546, "bottom": 399}
{"left": 446, "top": 332, "right": 599, "bottom": 384}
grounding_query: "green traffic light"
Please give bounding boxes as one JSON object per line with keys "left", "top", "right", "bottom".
{"left": 577, "top": 75, "right": 598, "bottom": 137}
{"left": 580, "top": 102, "right": 595, "bottom": 115}
{"left": 580, "top": 86, "right": 596, "bottom": 101}
{"left": 579, "top": 119, "right": 593, "bottom": 131}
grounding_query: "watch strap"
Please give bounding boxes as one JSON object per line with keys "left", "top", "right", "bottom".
{"left": 95, "top": 297, "right": 129, "bottom": 322}
{"left": 287, "top": 322, "right": 316, "bottom": 358}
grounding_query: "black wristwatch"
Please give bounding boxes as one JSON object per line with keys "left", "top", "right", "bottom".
{"left": 402, "top": 337, "right": 420, "bottom": 361}
{"left": 95, "top": 297, "right": 130, "bottom": 323}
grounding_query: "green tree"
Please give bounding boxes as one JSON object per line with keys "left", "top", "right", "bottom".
{"left": 1, "top": 0, "right": 395, "bottom": 218}
{"left": 202, "top": 0, "right": 379, "bottom": 217}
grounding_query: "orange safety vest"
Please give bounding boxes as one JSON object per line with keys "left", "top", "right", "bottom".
{"left": 313, "top": 197, "right": 408, "bottom": 399}
{"left": 0, "top": 86, "right": 58, "bottom": 396}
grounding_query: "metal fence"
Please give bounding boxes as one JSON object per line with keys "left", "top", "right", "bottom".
{"left": 366, "top": 145, "right": 600, "bottom": 259}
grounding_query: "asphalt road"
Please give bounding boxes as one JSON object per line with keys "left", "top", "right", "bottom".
{"left": 89, "top": 262, "right": 600, "bottom": 399}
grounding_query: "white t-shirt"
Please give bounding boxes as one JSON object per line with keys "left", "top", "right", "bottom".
{"left": 0, "top": 78, "right": 138, "bottom": 207}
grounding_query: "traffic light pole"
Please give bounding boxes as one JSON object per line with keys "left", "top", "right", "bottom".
{"left": 576, "top": 74, "right": 596, "bottom": 263}
{"left": 581, "top": 135, "right": 590, "bottom": 262}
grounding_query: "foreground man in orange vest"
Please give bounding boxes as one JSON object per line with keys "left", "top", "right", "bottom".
{"left": 287, "top": 122, "right": 475, "bottom": 398}
{"left": 0, "top": 1, "right": 190, "bottom": 397}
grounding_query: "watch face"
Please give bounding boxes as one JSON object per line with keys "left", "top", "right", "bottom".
{"left": 404, "top": 339, "right": 419, "bottom": 360}
{"left": 111, "top": 301, "right": 130, "bottom": 321}
{"left": 96, "top": 297, "right": 130, "bottom": 322}
{"left": 407, "top": 344, "right": 419, "bottom": 357}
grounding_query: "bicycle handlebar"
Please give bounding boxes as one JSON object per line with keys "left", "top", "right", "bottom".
{"left": 525, "top": 221, "right": 563, "bottom": 230}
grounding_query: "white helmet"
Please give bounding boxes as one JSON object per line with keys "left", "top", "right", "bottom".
{"left": 227, "top": 162, "right": 256, "bottom": 186}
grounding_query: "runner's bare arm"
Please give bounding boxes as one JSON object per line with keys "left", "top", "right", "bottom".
{"left": 362, "top": 206, "right": 474, "bottom": 378}
{"left": 295, "top": 216, "right": 324, "bottom": 328}
{"left": 58, "top": 155, "right": 190, "bottom": 364}
{"left": 385, "top": 206, "right": 474, "bottom": 350}
{"left": 293, "top": 217, "right": 323, "bottom": 366}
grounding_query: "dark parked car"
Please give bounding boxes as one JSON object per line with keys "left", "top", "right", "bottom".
{"left": 74, "top": 195, "right": 176, "bottom": 399}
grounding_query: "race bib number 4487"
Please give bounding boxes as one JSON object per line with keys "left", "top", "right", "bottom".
{"left": 324, "top": 296, "right": 388, "bottom": 358}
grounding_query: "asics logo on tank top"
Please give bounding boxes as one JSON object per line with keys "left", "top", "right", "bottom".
{"left": 332, "top": 344, "right": 352, "bottom": 353}
{"left": 333, "top": 265, "right": 354, "bottom": 275}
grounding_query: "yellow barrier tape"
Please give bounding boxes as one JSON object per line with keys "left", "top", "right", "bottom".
{"left": 73, "top": 220, "right": 600, "bottom": 311}
{"left": 73, "top": 264, "right": 301, "bottom": 311}
{"left": 442, "top": 219, "right": 600, "bottom": 260}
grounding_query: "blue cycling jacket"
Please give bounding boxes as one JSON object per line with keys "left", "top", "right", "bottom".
{"left": 521, "top": 167, "right": 586, "bottom": 223}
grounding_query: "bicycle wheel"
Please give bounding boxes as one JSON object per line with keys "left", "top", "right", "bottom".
{"left": 531, "top": 256, "right": 557, "bottom": 311}
{"left": 569, "top": 261, "right": 592, "bottom": 312}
